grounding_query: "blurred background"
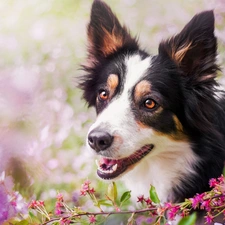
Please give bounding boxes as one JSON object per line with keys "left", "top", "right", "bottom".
{"left": 0, "top": 0, "right": 225, "bottom": 223}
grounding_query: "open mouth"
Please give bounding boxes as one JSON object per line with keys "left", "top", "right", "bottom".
{"left": 95, "top": 144, "right": 154, "bottom": 180}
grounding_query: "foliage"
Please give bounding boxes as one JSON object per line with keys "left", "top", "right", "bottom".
{"left": 3, "top": 175, "right": 225, "bottom": 225}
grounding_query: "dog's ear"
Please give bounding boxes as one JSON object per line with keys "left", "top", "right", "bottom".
{"left": 159, "top": 11, "right": 220, "bottom": 132}
{"left": 159, "top": 11, "right": 218, "bottom": 78}
{"left": 80, "top": 1, "right": 138, "bottom": 107}
{"left": 87, "top": 0, "right": 138, "bottom": 61}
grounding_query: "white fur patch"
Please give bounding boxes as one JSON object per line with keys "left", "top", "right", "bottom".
{"left": 122, "top": 136, "right": 198, "bottom": 202}
{"left": 124, "top": 54, "right": 152, "bottom": 93}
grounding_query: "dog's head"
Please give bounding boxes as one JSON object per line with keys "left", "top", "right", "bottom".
{"left": 80, "top": 0, "right": 218, "bottom": 181}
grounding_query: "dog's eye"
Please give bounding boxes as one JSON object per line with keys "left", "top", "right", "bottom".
{"left": 144, "top": 99, "right": 157, "bottom": 110}
{"left": 98, "top": 90, "right": 109, "bottom": 101}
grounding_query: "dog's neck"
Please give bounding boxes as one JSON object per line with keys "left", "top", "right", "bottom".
{"left": 121, "top": 140, "right": 198, "bottom": 203}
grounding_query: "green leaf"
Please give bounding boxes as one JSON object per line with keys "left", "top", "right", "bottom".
{"left": 120, "top": 190, "right": 131, "bottom": 205}
{"left": 155, "top": 216, "right": 166, "bottom": 225}
{"left": 52, "top": 222, "right": 60, "bottom": 225}
{"left": 107, "top": 182, "right": 118, "bottom": 202}
{"left": 178, "top": 213, "right": 197, "bottom": 225}
{"left": 160, "top": 216, "right": 166, "bottom": 225}
{"left": 149, "top": 185, "right": 160, "bottom": 204}
{"left": 98, "top": 199, "right": 113, "bottom": 207}
{"left": 28, "top": 211, "right": 36, "bottom": 219}
{"left": 15, "top": 220, "right": 29, "bottom": 225}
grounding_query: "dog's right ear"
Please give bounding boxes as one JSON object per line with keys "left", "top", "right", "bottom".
{"left": 87, "top": 0, "right": 138, "bottom": 62}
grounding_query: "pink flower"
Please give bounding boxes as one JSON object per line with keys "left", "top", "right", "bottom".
{"left": 82, "top": 180, "right": 91, "bottom": 191}
{"left": 55, "top": 201, "right": 63, "bottom": 208}
{"left": 82, "top": 184, "right": 89, "bottom": 191}
{"left": 205, "top": 213, "right": 213, "bottom": 223}
{"left": 164, "top": 202, "right": 173, "bottom": 209}
{"left": 137, "top": 195, "right": 145, "bottom": 203}
{"left": 55, "top": 200, "right": 64, "bottom": 215}
{"left": 167, "top": 206, "right": 180, "bottom": 221}
{"left": 57, "top": 193, "right": 64, "bottom": 202}
{"left": 80, "top": 189, "right": 87, "bottom": 196}
{"left": 59, "top": 218, "right": 71, "bottom": 225}
{"left": 201, "top": 199, "right": 211, "bottom": 211}
{"left": 80, "top": 180, "right": 93, "bottom": 196}
{"left": 55, "top": 208, "right": 62, "bottom": 215}
{"left": 84, "top": 180, "right": 91, "bottom": 186}
{"left": 38, "top": 200, "right": 45, "bottom": 207}
{"left": 115, "top": 207, "right": 121, "bottom": 212}
{"left": 28, "top": 200, "right": 44, "bottom": 209}
{"left": 190, "top": 193, "right": 204, "bottom": 209}
{"left": 89, "top": 187, "right": 95, "bottom": 194}
{"left": 28, "top": 200, "right": 37, "bottom": 209}
{"left": 89, "top": 215, "right": 96, "bottom": 224}
{"left": 209, "top": 178, "right": 218, "bottom": 188}
{"left": 144, "top": 197, "right": 152, "bottom": 205}
{"left": 218, "top": 175, "right": 224, "bottom": 184}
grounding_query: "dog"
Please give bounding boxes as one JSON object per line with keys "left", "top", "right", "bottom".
{"left": 80, "top": 0, "right": 225, "bottom": 218}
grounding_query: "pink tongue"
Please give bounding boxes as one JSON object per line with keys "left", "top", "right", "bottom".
{"left": 100, "top": 158, "right": 117, "bottom": 166}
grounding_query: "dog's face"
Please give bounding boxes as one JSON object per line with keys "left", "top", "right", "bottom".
{"left": 80, "top": 0, "right": 218, "bottom": 183}
{"left": 86, "top": 53, "right": 188, "bottom": 180}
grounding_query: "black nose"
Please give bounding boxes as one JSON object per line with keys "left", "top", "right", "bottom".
{"left": 88, "top": 130, "right": 113, "bottom": 152}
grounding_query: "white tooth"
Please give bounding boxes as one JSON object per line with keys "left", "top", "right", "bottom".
{"left": 99, "top": 167, "right": 108, "bottom": 174}
{"left": 112, "top": 164, "right": 118, "bottom": 172}
{"left": 95, "top": 159, "right": 100, "bottom": 168}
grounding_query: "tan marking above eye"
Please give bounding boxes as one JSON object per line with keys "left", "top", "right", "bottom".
{"left": 107, "top": 74, "right": 119, "bottom": 96}
{"left": 134, "top": 80, "right": 151, "bottom": 101}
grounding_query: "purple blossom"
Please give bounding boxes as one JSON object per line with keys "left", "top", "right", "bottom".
{"left": 0, "top": 186, "right": 10, "bottom": 223}
{"left": 0, "top": 184, "right": 17, "bottom": 224}
{"left": 0, "top": 174, "right": 27, "bottom": 224}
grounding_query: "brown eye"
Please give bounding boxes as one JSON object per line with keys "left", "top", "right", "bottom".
{"left": 144, "top": 99, "right": 156, "bottom": 109}
{"left": 98, "top": 90, "right": 109, "bottom": 101}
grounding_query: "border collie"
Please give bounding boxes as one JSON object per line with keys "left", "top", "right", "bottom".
{"left": 80, "top": 0, "right": 225, "bottom": 211}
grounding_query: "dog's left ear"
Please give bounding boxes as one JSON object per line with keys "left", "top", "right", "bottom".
{"left": 87, "top": 0, "right": 138, "bottom": 61}
{"left": 159, "top": 11, "right": 218, "bottom": 78}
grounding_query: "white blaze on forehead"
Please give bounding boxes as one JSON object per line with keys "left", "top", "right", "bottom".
{"left": 123, "top": 54, "right": 152, "bottom": 93}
